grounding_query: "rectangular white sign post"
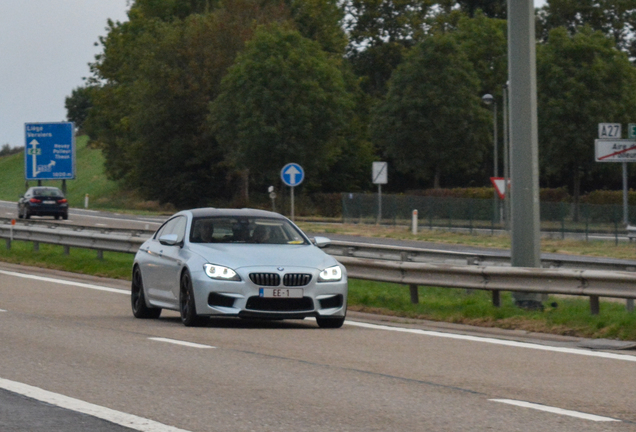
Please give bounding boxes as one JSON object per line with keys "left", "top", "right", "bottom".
{"left": 595, "top": 133, "right": 635, "bottom": 225}
{"left": 372, "top": 162, "right": 388, "bottom": 225}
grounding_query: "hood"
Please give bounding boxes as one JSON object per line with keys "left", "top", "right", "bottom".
{"left": 187, "top": 243, "right": 338, "bottom": 270}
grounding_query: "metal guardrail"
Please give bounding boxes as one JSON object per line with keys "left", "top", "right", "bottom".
{"left": 0, "top": 223, "right": 148, "bottom": 254}
{"left": 0, "top": 217, "right": 156, "bottom": 238}
{"left": 1, "top": 222, "right": 635, "bottom": 314}
{"left": 323, "top": 240, "right": 636, "bottom": 272}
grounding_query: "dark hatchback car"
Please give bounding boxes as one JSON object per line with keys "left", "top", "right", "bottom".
{"left": 18, "top": 187, "right": 68, "bottom": 220}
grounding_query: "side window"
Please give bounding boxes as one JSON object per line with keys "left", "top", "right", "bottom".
{"left": 155, "top": 217, "right": 178, "bottom": 240}
{"left": 155, "top": 216, "right": 187, "bottom": 244}
{"left": 171, "top": 217, "right": 187, "bottom": 243}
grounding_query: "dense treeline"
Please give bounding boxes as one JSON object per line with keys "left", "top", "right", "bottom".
{"left": 66, "top": 0, "right": 636, "bottom": 208}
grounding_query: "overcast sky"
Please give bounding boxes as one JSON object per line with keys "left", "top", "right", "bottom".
{"left": 0, "top": 0, "right": 546, "bottom": 149}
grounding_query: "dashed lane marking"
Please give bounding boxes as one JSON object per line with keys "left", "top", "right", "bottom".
{"left": 489, "top": 399, "right": 620, "bottom": 422}
{"left": 148, "top": 337, "right": 215, "bottom": 349}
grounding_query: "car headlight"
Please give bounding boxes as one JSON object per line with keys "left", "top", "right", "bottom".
{"left": 318, "top": 265, "right": 342, "bottom": 282}
{"left": 203, "top": 264, "right": 240, "bottom": 281}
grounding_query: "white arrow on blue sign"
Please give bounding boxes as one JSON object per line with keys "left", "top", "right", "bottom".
{"left": 280, "top": 163, "right": 304, "bottom": 187}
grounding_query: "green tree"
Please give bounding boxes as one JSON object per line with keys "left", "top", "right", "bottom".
{"left": 537, "top": 27, "right": 636, "bottom": 208}
{"left": 65, "top": 86, "right": 95, "bottom": 131}
{"left": 451, "top": 12, "right": 507, "bottom": 97}
{"left": 371, "top": 33, "right": 490, "bottom": 188}
{"left": 455, "top": 0, "right": 506, "bottom": 18}
{"left": 209, "top": 24, "right": 357, "bottom": 190}
{"left": 85, "top": 1, "right": 289, "bottom": 206}
{"left": 343, "top": 0, "right": 432, "bottom": 97}
{"left": 537, "top": 0, "right": 636, "bottom": 56}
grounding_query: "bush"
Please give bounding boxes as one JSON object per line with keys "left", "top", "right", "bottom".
{"left": 581, "top": 190, "right": 636, "bottom": 205}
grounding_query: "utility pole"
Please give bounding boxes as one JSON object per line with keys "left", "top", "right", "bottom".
{"left": 508, "top": 0, "right": 543, "bottom": 309}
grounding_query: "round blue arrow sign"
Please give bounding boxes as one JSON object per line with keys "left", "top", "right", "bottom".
{"left": 280, "top": 163, "right": 304, "bottom": 187}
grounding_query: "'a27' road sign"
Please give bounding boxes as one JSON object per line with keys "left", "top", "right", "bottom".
{"left": 24, "top": 122, "right": 75, "bottom": 180}
{"left": 281, "top": 163, "right": 304, "bottom": 187}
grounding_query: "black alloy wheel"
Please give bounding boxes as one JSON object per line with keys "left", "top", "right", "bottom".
{"left": 180, "top": 270, "right": 203, "bottom": 327}
{"left": 131, "top": 266, "right": 161, "bottom": 319}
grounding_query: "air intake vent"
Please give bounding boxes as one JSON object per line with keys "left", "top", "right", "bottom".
{"left": 283, "top": 273, "right": 312, "bottom": 287}
{"left": 245, "top": 296, "right": 314, "bottom": 312}
{"left": 249, "top": 273, "right": 280, "bottom": 286}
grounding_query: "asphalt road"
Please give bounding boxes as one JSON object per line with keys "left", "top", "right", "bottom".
{"left": 1, "top": 263, "right": 635, "bottom": 431}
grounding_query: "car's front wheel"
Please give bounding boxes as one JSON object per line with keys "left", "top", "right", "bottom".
{"left": 180, "top": 270, "right": 203, "bottom": 327}
{"left": 131, "top": 266, "right": 161, "bottom": 319}
{"left": 316, "top": 316, "right": 345, "bottom": 329}
{"left": 17, "top": 207, "right": 23, "bottom": 219}
{"left": 23, "top": 207, "right": 30, "bottom": 219}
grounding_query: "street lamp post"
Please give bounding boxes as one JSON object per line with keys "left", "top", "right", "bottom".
{"left": 482, "top": 93, "right": 498, "bottom": 224}
{"left": 502, "top": 82, "right": 510, "bottom": 231}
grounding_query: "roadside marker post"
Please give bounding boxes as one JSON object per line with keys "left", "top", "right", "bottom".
{"left": 411, "top": 210, "right": 418, "bottom": 235}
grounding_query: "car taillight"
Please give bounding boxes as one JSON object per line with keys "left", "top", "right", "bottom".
{"left": 57, "top": 199, "right": 67, "bottom": 204}
{"left": 29, "top": 198, "right": 41, "bottom": 203}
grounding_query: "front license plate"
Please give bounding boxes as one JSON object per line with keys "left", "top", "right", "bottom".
{"left": 259, "top": 288, "right": 303, "bottom": 298}
{"left": 43, "top": 200, "right": 55, "bottom": 204}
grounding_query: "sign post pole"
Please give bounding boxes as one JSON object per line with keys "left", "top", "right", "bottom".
{"left": 291, "top": 187, "right": 295, "bottom": 221}
{"left": 623, "top": 162, "right": 629, "bottom": 225}
{"left": 377, "top": 184, "right": 382, "bottom": 225}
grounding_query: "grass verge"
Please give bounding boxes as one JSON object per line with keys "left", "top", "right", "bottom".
{"left": 349, "top": 280, "right": 636, "bottom": 340}
{"left": 0, "top": 241, "right": 133, "bottom": 280}
{"left": 298, "top": 221, "right": 636, "bottom": 261}
{"left": 1, "top": 240, "right": 635, "bottom": 340}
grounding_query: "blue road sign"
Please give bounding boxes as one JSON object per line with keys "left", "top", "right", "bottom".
{"left": 280, "top": 163, "right": 304, "bottom": 187}
{"left": 24, "top": 122, "right": 75, "bottom": 180}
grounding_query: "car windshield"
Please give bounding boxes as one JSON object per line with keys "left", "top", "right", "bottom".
{"left": 190, "top": 216, "right": 309, "bottom": 245}
{"left": 32, "top": 188, "right": 63, "bottom": 197}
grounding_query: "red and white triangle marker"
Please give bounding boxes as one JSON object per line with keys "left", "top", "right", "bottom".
{"left": 490, "top": 177, "right": 509, "bottom": 200}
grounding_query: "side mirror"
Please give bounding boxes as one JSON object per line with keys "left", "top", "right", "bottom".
{"left": 313, "top": 236, "right": 331, "bottom": 248}
{"left": 159, "top": 234, "right": 180, "bottom": 246}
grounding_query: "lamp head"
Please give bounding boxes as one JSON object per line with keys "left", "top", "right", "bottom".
{"left": 482, "top": 94, "right": 494, "bottom": 105}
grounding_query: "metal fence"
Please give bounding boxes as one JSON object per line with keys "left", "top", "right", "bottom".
{"left": 342, "top": 193, "right": 630, "bottom": 238}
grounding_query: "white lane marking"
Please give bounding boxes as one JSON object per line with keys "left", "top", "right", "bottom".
{"left": 0, "top": 377, "right": 192, "bottom": 432}
{"left": 490, "top": 399, "right": 620, "bottom": 422}
{"left": 0, "top": 270, "right": 129, "bottom": 295}
{"left": 149, "top": 337, "right": 215, "bottom": 349}
{"left": 345, "top": 320, "right": 636, "bottom": 363}
{"left": 0, "top": 309, "right": 6, "bottom": 312}
{"left": 95, "top": 223, "right": 108, "bottom": 227}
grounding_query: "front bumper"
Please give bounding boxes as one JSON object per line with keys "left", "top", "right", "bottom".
{"left": 190, "top": 265, "right": 348, "bottom": 319}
